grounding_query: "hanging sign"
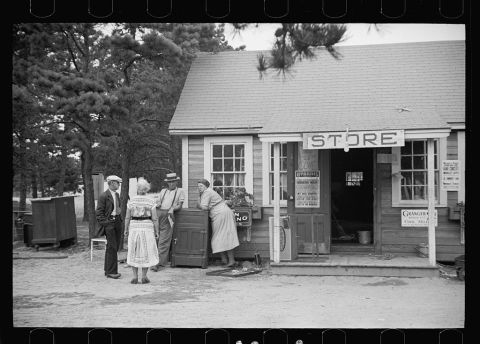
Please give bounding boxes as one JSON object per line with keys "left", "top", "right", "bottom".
{"left": 303, "top": 130, "right": 405, "bottom": 150}
{"left": 401, "top": 209, "right": 438, "bottom": 227}
{"left": 295, "top": 170, "right": 320, "bottom": 208}
{"left": 441, "top": 160, "right": 461, "bottom": 191}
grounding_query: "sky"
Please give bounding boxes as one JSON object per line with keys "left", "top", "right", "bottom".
{"left": 223, "top": 23, "right": 465, "bottom": 51}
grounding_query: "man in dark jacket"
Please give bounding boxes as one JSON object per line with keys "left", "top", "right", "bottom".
{"left": 95, "top": 175, "right": 123, "bottom": 279}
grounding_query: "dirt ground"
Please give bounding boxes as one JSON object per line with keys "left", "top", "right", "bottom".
{"left": 12, "top": 229, "right": 464, "bottom": 329}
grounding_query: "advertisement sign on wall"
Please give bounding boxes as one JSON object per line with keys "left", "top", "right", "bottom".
{"left": 401, "top": 209, "right": 438, "bottom": 227}
{"left": 441, "top": 160, "right": 461, "bottom": 191}
{"left": 295, "top": 170, "right": 320, "bottom": 208}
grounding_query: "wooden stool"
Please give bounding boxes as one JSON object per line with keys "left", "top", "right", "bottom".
{"left": 90, "top": 238, "right": 107, "bottom": 262}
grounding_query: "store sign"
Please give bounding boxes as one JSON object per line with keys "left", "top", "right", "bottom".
{"left": 401, "top": 209, "right": 438, "bottom": 227}
{"left": 441, "top": 160, "right": 461, "bottom": 191}
{"left": 303, "top": 130, "right": 405, "bottom": 150}
{"left": 295, "top": 170, "right": 320, "bottom": 208}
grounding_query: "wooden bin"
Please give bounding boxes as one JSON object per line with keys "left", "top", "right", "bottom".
{"left": 171, "top": 209, "right": 209, "bottom": 268}
{"left": 30, "top": 196, "right": 77, "bottom": 247}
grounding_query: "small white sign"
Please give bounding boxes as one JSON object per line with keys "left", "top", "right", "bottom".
{"left": 441, "top": 160, "right": 461, "bottom": 191}
{"left": 303, "top": 130, "right": 405, "bottom": 150}
{"left": 401, "top": 209, "right": 438, "bottom": 227}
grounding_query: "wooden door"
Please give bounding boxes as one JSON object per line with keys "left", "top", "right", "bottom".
{"left": 171, "top": 208, "right": 209, "bottom": 268}
{"left": 287, "top": 143, "right": 331, "bottom": 254}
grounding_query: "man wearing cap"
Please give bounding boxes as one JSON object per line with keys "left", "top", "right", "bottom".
{"left": 96, "top": 175, "right": 123, "bottom": 279}
{"left": 151, "top": 173, "right": 185, "bottom": 271}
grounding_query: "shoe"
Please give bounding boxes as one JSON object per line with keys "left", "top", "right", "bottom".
{"left": 150, "top": 266, "right": 158, "bottom": 272}
{"left": 141, "top": 277, "right": 150, "bottom": 284}
{"left": 106, "top": 273, "right": 121, "bottom": 279}
{"left": 130, "top": 278, "right": 138, "bottom": 284}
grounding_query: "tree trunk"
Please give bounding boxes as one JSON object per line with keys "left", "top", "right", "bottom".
{"left": 118, "top": 146, "right": 132, "bottom": 250}
{"left": 18, "top": 141, "right": 27, "bottom": 211}
{"left": 31, "top": 171, "right": 38, "bottom": 198}
{"left": 57, "top": 147, "right": 68, "bottom": 196}
{"left": 39, "top": 171, "right": 45, "bottom": 197}
{"left": 81, "top": 153, "right": 88, "bottom": 222}
{"left": 82, "top": 146, "right": 97, "bottom": 241}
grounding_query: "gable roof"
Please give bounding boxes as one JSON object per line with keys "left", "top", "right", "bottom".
{"left": 169, "top": 40, "right": 465, "bottom": 134}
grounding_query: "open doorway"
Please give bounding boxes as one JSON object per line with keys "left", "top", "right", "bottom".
{"left": 330, "top": 148, "right": 374, "bottom": 248}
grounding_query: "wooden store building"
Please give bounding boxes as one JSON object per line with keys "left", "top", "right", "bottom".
{"left": 168, "top": 41, "right": 465, "bottom": 273}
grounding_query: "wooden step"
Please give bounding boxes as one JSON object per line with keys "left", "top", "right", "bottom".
{"left": 270, "top": 255, "right": 439, "bottom": 278}
{"left": 331, "top": 244, "right": 374, "bottom": 254}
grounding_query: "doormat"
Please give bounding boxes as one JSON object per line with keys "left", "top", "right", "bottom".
{"left": 206, "top": 267, "right": 262, "bottom": 278}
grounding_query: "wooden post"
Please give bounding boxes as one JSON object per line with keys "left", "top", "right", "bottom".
{"left": 273, "top": 142, "right": 281, "bottom": 263}
{"left": 427, "top": 139, "right": 437, "bottom": 265}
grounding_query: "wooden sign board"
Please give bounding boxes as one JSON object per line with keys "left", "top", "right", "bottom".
{"left": 233, "top": 208, "right": 252, "bottom": 227}
{"left": 401, "top": 209, "right": 438, "bottom": 227}
{"left": 441, "top": 160, "right": 461, "bottom": 191}
{"left": 295, "top": 170, "right": 320, "bottom": 208}
{"left": 304, "top": 130, "right": 405, "bottom": 150}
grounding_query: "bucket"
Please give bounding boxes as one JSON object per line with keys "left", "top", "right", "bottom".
{"left": 358, "top": 230, "right": 372, "bottom": 244}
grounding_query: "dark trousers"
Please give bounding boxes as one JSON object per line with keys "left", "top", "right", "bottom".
{"left": 104, "top": 218, "right": 122, "bottom": 275}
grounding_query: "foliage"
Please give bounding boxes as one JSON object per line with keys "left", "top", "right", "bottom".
{"left": 225, "top": 187, "right": 255, "bottom": 208}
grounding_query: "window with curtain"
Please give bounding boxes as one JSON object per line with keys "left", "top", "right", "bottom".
{"left": 211, "top": 144, "right": 245, "bottom": 199}
{"left": 400, "top": 140, "right": 439, "bottom": 201}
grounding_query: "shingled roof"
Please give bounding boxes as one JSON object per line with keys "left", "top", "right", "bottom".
{"left": 169, "top": 40, "right": 465, "bottom": 133}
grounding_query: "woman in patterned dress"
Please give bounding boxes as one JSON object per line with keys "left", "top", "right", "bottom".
{"left": 124, "top": 178, "right": 159, "bottom": 284}
{"left": 196, "top": 179, "right": 239, "bottom": 267}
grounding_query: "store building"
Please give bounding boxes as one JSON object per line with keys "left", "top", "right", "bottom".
{"left": 169, "top": 41, "right": 465, "bottom": 265}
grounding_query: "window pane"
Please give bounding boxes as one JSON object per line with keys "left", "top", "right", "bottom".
{"left": 224, "top": 145, "right": 233, "bottom": 157}
{"left": 224, "top": 158, "right": 233, "bottom": 171}
{"left": 280, "top": 173, "right": 287, "bottom": 188}
{"left": 236, "top": 173, "right": 245, "bottom": 187}
{"left": 401, "top": 141, "right": 412, "bottom": 155}
{"left": 434, "top": 155, "right": 438, "bottom": 169}
{"left": 281, "top": 143, "right": 288, "bottom": 157}
{"left": 235, "top": 158, "right": 245, "bottom": 172}
{"left": 413, "top": 141, "right": 425, "bottom": 154}
{"left": 413, "top": 171, "right": 425, "bottom": 185}
{"left": 270, "top": 158, "right": 274, "bottom": 172}
{"left": 281, "top": 157, "right": 287, "bottom": 171}
{"left": 434, "top": 141, "right": 437, "bottom": 154}
{"left": 212, "top": 158, "right": 222, "bottom": 172}
{"left": 401, "top": 186, "right": 412, "bottom": 200}
{"left": 403, "top": 172, "right": 412, "bottom": 186}
{"left": 414, "top": 186, "right": 426, "bottom": 200}
{"left": 213, "top": 145, "right": 222, "bottom": 158}
{"left": 212, "top": 174, "right": 223, "bottom": 186}
{"left": 401, "top": 156, "right": 412, "bottom": 170}
{"left": 413, "top": 156, "right": 425, "bottom": 169}
{"left": 235, "top": 145, "right": 244, "bottom": 158}
{"left": 224, "top": 174, "right": 234, "bottom": 186}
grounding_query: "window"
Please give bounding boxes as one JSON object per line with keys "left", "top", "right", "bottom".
{"left": 346, "top": 172, "right": 363, "bottom": 186}
{"left": 269, "top": 143, "right": 288, "bottom": 202}
{"left": 211, "top": 144, "right": 245, "bottom": 199}
{"left": 204, "top": 136, "right": 253, "bottom": 200}
{"left": 391, "top": 138, "right": 447, "bottom": 207}
{"left": 400, "top": 140, "right": 438, "bottom": 201}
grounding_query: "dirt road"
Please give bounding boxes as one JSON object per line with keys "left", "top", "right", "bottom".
{"left": 13, "top": 244, "right": 464, "bottom": 328}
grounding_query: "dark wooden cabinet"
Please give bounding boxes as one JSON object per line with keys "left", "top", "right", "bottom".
{"left": 171, "top": 209, "right": 209, "bottom": 268}
{"left": 30, "top": 196, "right": 77, "bottom": 246}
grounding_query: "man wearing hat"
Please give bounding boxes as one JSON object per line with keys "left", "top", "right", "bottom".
{"left": 95, "top": 175, "right": 123, "bottom": 279}
{"left": 151, "top": 172, "right": 185, "bottom": 271}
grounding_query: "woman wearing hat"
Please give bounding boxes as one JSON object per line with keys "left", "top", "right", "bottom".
{"left": 196, "top": 179, "right": 239, "bottom": 267}
{"left": 124, "top": 177, "right": 159, "bottom": 284}
{"left": 151, "top": 172, "right": 185, "bottom": 271}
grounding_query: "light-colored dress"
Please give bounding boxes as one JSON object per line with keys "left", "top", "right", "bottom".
{"left": 126, "top": 195, "right": 159, "bottom": 268}
{"left": 200, "top": 188, "right": 239, "bottom": 254}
